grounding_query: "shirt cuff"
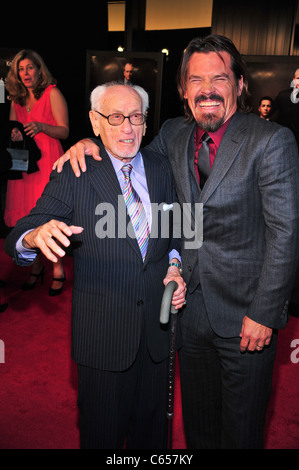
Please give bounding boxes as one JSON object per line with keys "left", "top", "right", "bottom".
{"left": 16, "top": 230, "right": 38, "bottom": 262}
{"left": 169, "top": 249, "right": 181, "bottom": 264}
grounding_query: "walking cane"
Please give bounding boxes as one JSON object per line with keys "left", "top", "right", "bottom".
{"left": 160, "top": 280, "right": 178, "bottom": 449}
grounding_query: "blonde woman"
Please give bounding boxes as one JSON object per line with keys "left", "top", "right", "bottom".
{"left": 5, "top": 50, "right": 69, "bottom": 295}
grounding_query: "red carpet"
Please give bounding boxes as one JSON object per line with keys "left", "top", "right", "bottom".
{"left": 0, "top": 238, "right": 298, "bottom": 449}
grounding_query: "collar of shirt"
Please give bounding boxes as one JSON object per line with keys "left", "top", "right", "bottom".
{"left": 106, "top": 150, "right": 143, "bottom": 175}
{"left": 194, "top": 117, "right": 232, "bottom": 175}
{"left": 103, "top": 148, "right": 180, "bottom": 262}
{"left": 195, "top": 117, "right": 232, "bottom": 153}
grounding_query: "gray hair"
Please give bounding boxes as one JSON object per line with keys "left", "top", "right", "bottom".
{"left": 90, "top": 81, "right": 149, "bottom": 114}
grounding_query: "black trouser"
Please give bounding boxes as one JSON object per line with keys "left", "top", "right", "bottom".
{"left": 179, "top": 288, "right": 277, "bottom": 449}
{"left": 77, "top": 335, "right": 169, "bottom": 449}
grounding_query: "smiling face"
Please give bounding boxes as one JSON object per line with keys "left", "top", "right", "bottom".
{"left": 183, "top": 51, "right": 243, "bottom": 131}
{"left": 18, "top": 58, "right": 39, "bottom": 90}
{"left": 89, "top": 85, "right": 146, "bottom": 161}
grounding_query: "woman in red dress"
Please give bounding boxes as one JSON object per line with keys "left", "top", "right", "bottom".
{"left": 5, "top": 50, "right": 69, "bottom": 295}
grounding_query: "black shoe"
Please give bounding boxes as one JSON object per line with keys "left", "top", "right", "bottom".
{"left": 22, "top": 266, "right": 45, "bottom": 290}
{"left": 49, "top": 275, "right": 66, "bottom": 297}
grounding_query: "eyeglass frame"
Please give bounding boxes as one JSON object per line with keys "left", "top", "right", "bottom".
{"left": 94, "top": 110, "right": 147, "bottom": 126}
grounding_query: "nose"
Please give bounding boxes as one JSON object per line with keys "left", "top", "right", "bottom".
{"left": 199, "top": 78, "right": 215, "bottom": 95}
{"left": 121, "top": 116, "right": 133, "bottom": 132}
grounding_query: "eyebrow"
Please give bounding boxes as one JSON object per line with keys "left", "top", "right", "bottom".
{"left": 188, "top": 72, "right": 229, "bottom": 80}
{"left": 108, "top": 108, "right": 142, "bottom": 114}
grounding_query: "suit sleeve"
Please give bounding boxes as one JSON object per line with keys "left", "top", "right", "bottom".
{"left": 4, "top": 167, "right": 74, "bottom": 265}
{"left": 247, "top": 126, "right": 299, "bottom": 327}
{"left": 145, "top": 119, "right": 172, "bottom": 157}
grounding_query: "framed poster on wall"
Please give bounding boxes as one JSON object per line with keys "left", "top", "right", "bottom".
{"left": 85, "top": 51, "right": 163, "bottom": 145}
{"left": 244, "top": 55, "right": 299, "bottom": 113}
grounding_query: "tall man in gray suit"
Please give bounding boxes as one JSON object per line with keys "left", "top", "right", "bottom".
{"left": 54, "top": 35, "right": 299, "bottom": 448}
{"left": 5, "top": 82, "right": 186, "bottom": 449}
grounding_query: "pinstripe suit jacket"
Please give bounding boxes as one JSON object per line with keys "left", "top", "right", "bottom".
{"left": 148, "top": 111, "right": 299, "bottom": 336}
{"left": 5, "top": 144, "right": 180, "bottom": 371}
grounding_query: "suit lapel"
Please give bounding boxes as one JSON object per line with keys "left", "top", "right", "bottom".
{"left": 142, "top": 149, "right": 162, "bottom": 262}
{"left": 171, "top": 122, "right": 199, "bottom": 206}
{"left": 88, "top": 148, "right": 122, "bottom": 208}
{"left": 200, "top": 112, "right": 248, "bottom": 204}
{"left": 88, "top": 145, "right": 142, "bottom": 260}
{"left": 169, "top": 113, "right": 248, "bottom": 228}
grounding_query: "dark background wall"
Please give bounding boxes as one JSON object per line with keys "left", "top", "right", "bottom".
{"left": 0, "top": 0, "right": 298, "bottom": 150}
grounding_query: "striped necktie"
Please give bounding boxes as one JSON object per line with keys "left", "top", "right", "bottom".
{"left": 121, "top": 163, "right": 150, "bottom": 261}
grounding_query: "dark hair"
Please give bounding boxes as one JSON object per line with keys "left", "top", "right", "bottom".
{"left": 177, "top": 34, "right": 250, "bottom": 122}
{"left": 258, "top": 96, "right": 273, "bottom": 106}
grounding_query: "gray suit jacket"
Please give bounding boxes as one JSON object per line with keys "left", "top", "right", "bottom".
{"left": 5, "top": 145, "right": 180, "bottom": 371}
{"left": 148, "top": 111, "right": 299, "bottom": 336}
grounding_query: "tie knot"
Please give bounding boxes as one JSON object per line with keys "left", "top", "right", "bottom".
{"left": 201, "top": 132, "right": 212, "bottom": 144}
{"left": 121, "top": 163, "right": 133, "bottom": 178}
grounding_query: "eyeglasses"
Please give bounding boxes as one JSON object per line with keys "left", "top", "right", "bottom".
{"left": 94, "top": 111, "right": 146, "bottom": 126}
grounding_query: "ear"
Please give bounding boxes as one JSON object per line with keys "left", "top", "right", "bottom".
{"left": 143, "top": 124, "right": 147, "bottom": 137}
{"left": 237, "top": 75, "right": 244, "bottom": 97}
{"left": 89, "top": 110, "right": 100, "bottom": 136}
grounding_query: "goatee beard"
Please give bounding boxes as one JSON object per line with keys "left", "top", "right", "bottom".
{"left": 196, "top": 114, "right": 225, "bottom": 132}
{"left": 194, "top": 94, "right": 225, "bottom": 132}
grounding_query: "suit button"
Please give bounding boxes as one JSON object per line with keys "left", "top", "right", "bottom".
{"left": 137, "top": 300, "right": 144, "bottom": 306}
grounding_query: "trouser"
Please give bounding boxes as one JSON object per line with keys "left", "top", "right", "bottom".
{"left": 179, "top": 287, "right": 277, "bottom": 449}
{"left": 77, "top": 335, "right": 169, "bottom": 449}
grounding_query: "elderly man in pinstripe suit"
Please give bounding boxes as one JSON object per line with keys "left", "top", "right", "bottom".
{"left": 54, "top": 35, "right": 299, "bottom": 449}
{"left": 5, "top": 82, "right": 186, "bottom": 449}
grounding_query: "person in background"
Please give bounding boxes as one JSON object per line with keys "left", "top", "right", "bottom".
{"left": 54, "top": 35, "right": 299, "bottom": 449}
{"left": 270, "top": 68, "right": 299, "bottom": 147}
{"left": 123, "top": 61, "right": 134, "bottom": 84}
{"left": 258, "top": 96, "right": 272, "bottom": 120}
{"left": 4, "top": 50, "right": 69, "bottom": 296}
{"left": 5, "top": 82, "right": 186, "bottom": 448}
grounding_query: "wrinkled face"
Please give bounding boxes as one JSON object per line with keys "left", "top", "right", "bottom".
{"left": 184, "top": 51, "right": 243, "bottom": 131}
{"left": 89, "top": 85, "right": 146, "bottom": 161}
{"left": 258, "top": 99, "right": 272, "bottom": 118}
{"left": 18, "top": 58, "right": 39, "bottom": 89}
